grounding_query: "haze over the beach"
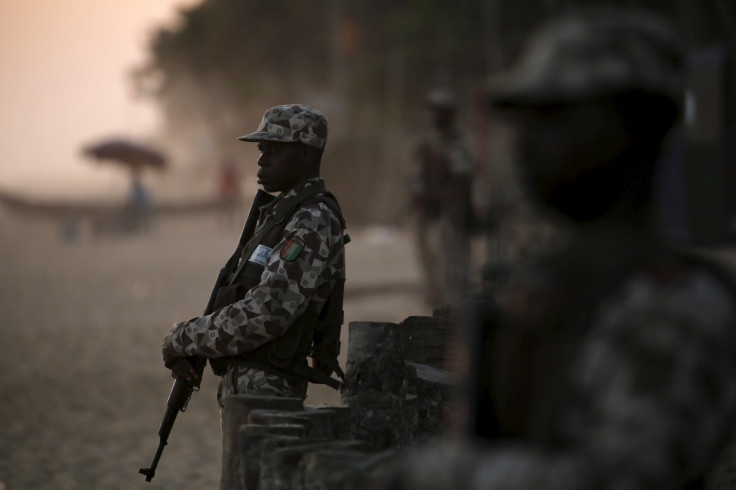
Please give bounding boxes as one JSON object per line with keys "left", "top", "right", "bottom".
{"left": 0, "top": 0, "right": 202, "bottom": 199}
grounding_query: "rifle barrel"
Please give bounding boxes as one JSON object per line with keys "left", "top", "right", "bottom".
{"left": 139, "top": 437, "right": 167, "bottom": 482}
{"left": 140, "top": 397, "right": 181, "bottom": 482}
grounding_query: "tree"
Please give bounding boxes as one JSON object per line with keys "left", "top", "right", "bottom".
{"left": 135, "top": 0, "right": 735, "bottom": 224}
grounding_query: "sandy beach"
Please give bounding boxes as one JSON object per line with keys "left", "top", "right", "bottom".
{"left": 0, "top": 207, "right": 430, "bottom": 490}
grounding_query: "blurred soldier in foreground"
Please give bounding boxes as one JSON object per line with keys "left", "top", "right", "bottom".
{"left": 411, "top": 90, "right": 476, "bottom": 306}
{"left": 162, "top": 104, "right": 347, "bottom": 407}
{"left": 384, "top": 7, "right": 736, "bottom": 490}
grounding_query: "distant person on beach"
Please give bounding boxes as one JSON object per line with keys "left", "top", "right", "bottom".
{"left": 122, "top": 172, "right": 152, "bottom": 232}
{"left": 217, "top": 157, "right": 242, "bottom": 225}
{"left": 162, "top": 104, "right": 348, "bottom": 408}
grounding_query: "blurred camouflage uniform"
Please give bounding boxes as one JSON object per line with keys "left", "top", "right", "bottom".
{"left": 386, "top": 8, "right": 736, "bottom": 490}
{"left": 162, "top": 105, "right": 346, "bottom": 405}
{"left": 413, "top": 90, "right": 476, "bottom": 306}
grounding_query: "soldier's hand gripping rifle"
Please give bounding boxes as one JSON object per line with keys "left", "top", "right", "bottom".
{"left": 139, "top": 189, "right": 274, "bottom": 482}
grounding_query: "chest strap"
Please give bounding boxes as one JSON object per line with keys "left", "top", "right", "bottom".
{"left": 228, "top": 181, "right": 328, "bottom": 285}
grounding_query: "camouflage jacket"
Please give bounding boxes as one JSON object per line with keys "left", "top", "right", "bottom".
{"left": 162, "top": 178, "right": 346, "bottom": 397}
{"left": 413, "top": 127, "right": 475, "bottom": 222}
{"left": 416, "top": 127, "right": 475, "bottom": 179}
{"left": 391, "top": 234, "right": 736, "bottom": 489}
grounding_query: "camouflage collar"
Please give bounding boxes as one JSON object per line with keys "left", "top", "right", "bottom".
{"left": 279, "top": 178, "right": 324, "bottom": 201}
{"left": 260, "top": 178, "right": 326, "bottom": 223}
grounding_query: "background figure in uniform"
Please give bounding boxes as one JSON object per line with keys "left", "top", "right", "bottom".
{"left": 161, "top": 104, "right": 347, "bottom": 408}
{"left": 412, "top": 89, "right": 476, "bottom": 306}
{"left": 385, "top": 7, "right": 736, "bottom": 489}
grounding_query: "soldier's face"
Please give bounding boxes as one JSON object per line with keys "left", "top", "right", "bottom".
{"left": 256, "top": 141, "right": 308, "bottom": 193}
{"left": 511, "top": 98, "right": 632, "bottom": 220}
{"left": 431, "top": 107, "right": 455, "bottom": 130}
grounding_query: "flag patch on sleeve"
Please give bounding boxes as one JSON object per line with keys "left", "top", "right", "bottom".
{"left": 280, "top": 237, "right": 305, "bottom": 261}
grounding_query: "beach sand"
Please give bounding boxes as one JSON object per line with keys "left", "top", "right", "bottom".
{"left": 0, "top": 208, "right": 429, "bottom": 489}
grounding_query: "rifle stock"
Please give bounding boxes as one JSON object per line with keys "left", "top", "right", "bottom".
{"left": 139, "top": 190, "right": 273, "bottom": 482}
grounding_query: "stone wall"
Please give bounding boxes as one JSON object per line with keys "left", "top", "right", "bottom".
{"left": 221, "top": 314, "right": 457, "bottom": 490}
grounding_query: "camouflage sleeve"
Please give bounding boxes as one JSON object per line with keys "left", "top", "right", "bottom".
{"left": 162, "top": 202, "right": 343, "bottom": 360}
{"left": 555, "top": 265, "right": 736, "bottom": 487}
{"left": 389, "top": 266, "right": 736, "bottom": 489}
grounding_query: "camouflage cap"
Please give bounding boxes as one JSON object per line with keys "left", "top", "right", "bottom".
{"left": 488, "top": 7, "right": 685, "bottom": 107}
{"left": 239, "top": 104, "right": 328, "bottom": 150}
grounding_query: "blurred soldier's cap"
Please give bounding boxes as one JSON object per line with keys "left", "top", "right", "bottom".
{"left": 239, "top": 104, "right": 328, "bottom": 150}
{"left": 426, "top": 89, "right": 457, "bottom": 110}
{"left": 487, "top": 7, "right": 685, "bottom": 108}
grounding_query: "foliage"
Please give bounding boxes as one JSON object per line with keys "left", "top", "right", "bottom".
{"left": 136, "top": 0, "right": 731, "bottom": 223}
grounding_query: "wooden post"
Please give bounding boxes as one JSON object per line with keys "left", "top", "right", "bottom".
{"left": 220, "top": 395, "right": 304, "bottom": 490}
{"left": 340, "top": 321, "right": 411, "bottom": 450}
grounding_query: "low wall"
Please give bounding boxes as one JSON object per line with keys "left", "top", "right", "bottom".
{"left": 221, "top": 314, "right": 457, "bottom": 490}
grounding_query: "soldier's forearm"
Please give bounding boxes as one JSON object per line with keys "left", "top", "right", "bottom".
{"left": 173, "top": 299, "right": 297, "bottom": 359}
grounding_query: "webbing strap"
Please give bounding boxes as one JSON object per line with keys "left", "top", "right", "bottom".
{"left": 228, "top": 181, "right": 327, "bottom": 284}
{"left": 293, "top": 364, "right": 343, "bottom": 390}
{"left": 310, "top": 345, "right": 345, "bottom": 380}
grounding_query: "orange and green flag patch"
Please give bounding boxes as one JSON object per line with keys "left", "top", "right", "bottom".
{"left": 280, "top": 237, "right": 305, "bottom": 261}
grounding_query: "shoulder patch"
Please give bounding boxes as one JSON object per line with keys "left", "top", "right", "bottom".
{"left": 280, "top": 236, "right": 305, "bottom": 261}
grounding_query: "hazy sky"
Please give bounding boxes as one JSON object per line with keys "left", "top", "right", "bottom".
{"left": 0, "top": 0, "right": 201, "bottom": 198}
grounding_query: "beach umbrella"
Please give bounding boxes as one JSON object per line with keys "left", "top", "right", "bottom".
{"left": 83, "top": 138, "right": 167, "bottom": 171}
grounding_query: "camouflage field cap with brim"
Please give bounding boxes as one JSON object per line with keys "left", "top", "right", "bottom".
{"left": 239, "top": 104, "right": 328, "bottom": 150}
{"left": 487, "top": 7, "right": 685, "bottom": 108}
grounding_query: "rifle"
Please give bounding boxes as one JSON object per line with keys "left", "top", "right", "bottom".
{"left": 139, "top": 189, "right": 274, "bottom": 482}
{"left": 138, "top": 360, "right": 204, "bottom": 482}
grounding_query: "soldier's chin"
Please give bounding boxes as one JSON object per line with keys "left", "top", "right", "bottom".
{"left": 258, "top": 178, "right": 272, "bottom": 191}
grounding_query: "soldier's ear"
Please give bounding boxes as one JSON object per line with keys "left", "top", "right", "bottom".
{"left": 299, "top": 144, "right": 317, "bottom": 165}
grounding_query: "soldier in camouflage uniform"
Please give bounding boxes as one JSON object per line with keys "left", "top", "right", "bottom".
{"left": 385, "top": 8, "right": 736, "bottom": 490}
{"left": 162, "top": 104, "right": 347, "bottom": 408}
{"left": 412, "top": 90, "right": 476, "bottom": 306}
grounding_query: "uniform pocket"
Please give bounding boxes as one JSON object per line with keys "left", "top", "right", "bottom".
{"left": 267, "top": 321, "right": 304, "bottom": 368}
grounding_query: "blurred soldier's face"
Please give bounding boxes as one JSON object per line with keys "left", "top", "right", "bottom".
{"left": 256, "top": 141, "right": 308, "bottom": 193}
{"left": 510, "top": 97, "right": 633, "bottom": 221}
{"left": 431, "top": 107, "right": 456, "bottom": 130}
